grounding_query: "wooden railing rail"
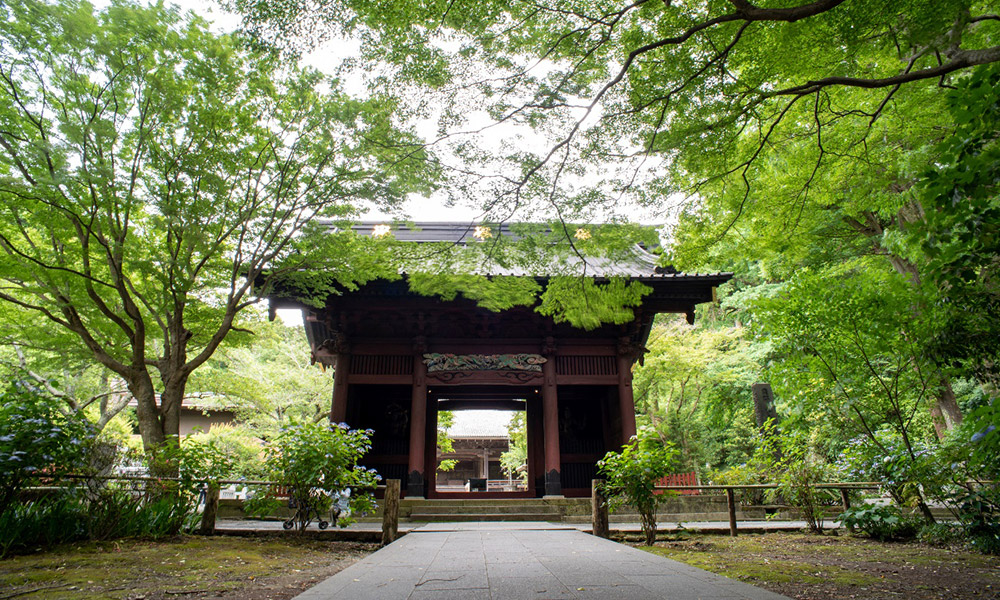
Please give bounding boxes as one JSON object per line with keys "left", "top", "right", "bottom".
{"left": 644, "top": 482, "right": 888, "bottom": 538}
{"left": 24, "top": 472, "right": 390, "bottom": 491}
{"left": 654, "top": 482, "right": 883, "bottom": 491}
{"left": 22, "top": 472, "right": 389, "bottom": 535}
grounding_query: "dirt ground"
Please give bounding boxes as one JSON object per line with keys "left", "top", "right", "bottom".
{"left": 0, "top": 535, "right": 376, "bottom": 600}
{"left": 640, "top": 531, "right": 1000, "bottom": 600}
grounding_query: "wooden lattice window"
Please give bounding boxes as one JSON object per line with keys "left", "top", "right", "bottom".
{"left": 555, "top": 355, "right": 617, "bottom": 377}
{"left": 350, "top": 354, "right": 414, "bottom": 376}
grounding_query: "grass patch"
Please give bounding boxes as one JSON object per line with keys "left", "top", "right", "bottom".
{"left": 638, "top": 532, "right": 1000, "bottom": 600}
{"left": 0, "top": 535, "right": 375, "bottom": 600}
{"left": 644, "top": 542, "right": 880, "bottom": 586}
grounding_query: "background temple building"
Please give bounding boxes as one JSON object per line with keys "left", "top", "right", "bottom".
{"left": 435, "top": 410, "right": 525, "bottom": 493}
{"left": 271, "top": 222, "right": 731, "bottom": 498}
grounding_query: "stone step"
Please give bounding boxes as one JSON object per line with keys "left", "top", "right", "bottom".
{"left": 562, "top": 512, "right": 737, "bottom": 523}
{"left": 408, "top": 512, "right": 562, "bottom": 522}
{"left": 411, "top": 504, "right": 561, "bottom": 515}
{"left": 401, "top": 499, "right": 587, "bottom": 507}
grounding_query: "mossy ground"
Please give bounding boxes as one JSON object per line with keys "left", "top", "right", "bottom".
{"left": 639, "top": 532, "right": 1000, "bottom": 599}
{"left": 0, "top": 535, "right": 375, "bottom": 600}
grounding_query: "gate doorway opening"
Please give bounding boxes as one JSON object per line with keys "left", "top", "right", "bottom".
{"left": 434, "top": 408, "right": 528, "bottom": 494}
{"left": 427, "top": 388, "right": 535, "bottom": 498}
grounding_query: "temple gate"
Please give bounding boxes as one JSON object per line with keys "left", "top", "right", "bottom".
{"left": 272, "top": 223, "right": 730, "bottom": 498}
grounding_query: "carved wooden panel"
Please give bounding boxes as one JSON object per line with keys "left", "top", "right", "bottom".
{"left": 426, "top": 370, "right": 544, "bottom": 386}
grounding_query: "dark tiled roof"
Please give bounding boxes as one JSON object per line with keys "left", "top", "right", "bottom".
{"left": 338, "top": 221, "right": 731, "bottom": 281}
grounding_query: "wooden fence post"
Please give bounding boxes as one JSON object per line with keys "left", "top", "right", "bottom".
{"left": 726, "top": 487, "right": 738, "bottom": 537}
{"left": 199, "top": 482, "right": 220, "bottom": 535}
{"left": 592, "top": 479, "right": 609, "bottom": 539}
{"left": 381, "top": 479, "right": 400, "bottom": 546}
{"left": 839, "top": 487, "right": 854, "bottom": 532}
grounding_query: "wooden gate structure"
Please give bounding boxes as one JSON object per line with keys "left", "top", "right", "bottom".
{"left": 270, "top": 223, "right": 731, "bottom": 499}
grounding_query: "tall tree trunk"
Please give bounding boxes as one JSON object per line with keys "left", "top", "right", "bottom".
{"left": 128, "top": 368, "right": 188, "bottom": 477}
{"left": 930, "top": 376, "right": 963, "bottom": 439}
{"left": 159, "top": 380, "right": 185, "bottom": 443}
{"left": 130, "top": 373, "right": 165, "bottom": 453}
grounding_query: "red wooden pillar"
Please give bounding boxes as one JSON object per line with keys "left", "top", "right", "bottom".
{"left": 407, "top": 350, "right": 428, "bottom": 498}
{"left": 328, "top": 331, "right": 351, "bottom": 424}
{"left": 330, "top": 351, "right": 350, "bottom": 423}
{"left": 527, "top": 392, "right": 544, "bottom": 496}
{"left": 542, "top": 342, "right": 561, "bottom": 496}
{"left": 617, "top": 351, "right": 637, "bottom": 446}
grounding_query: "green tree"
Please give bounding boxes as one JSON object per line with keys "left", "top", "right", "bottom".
{"left": 0, "top": 0, "right": 430, "bottom": 460}
{"left": 230, "top": 0, "right": 999, "bottom": 219}
{"left": 436, "top": 409, "right": 456, "bottom": 472}
{"left": 500, "top": 411, "right": 528, "bottom": 482}
{"left": 0, "top": 344, "right": 130, "bottom": 433}
{"left": 910, "top": 63, "right": 1000, "bottom": 400}
{"left": 400, "top": 224, "right": 660, "bottom": 331}
{"left": 753, "top": 264, "right": 939, "bottom": 458}
{"left": 633, "top": 316, "right": 763, "bottom": 471}
{"left": 191, "top": 320, "right": 333, "bottom": 432}
{"left": 230, "top": 0, "right": 1000, "bottom": 432}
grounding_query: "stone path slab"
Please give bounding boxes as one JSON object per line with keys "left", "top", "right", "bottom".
{"left": 292, "top": 522, "right": 790, "bottom": 600}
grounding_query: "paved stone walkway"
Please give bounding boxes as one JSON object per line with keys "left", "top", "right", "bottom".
{"left": 292, "top": 522, "right": 790, "bottom": 600}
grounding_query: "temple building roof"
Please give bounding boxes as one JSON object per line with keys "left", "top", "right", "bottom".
{"left": 336, "top": 221, "right": 731, "bottom": 281}
{"left": 270, "top": 221, "right": 733, "bottom": 367}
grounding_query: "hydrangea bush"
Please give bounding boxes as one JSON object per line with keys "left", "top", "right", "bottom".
{"left": 254, "top": 421, "right": 379, "bottom": 532}
{"left": 0, "top": 382, "right": 93, "bottom": 515}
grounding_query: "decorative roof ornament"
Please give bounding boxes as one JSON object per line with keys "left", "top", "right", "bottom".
{"left": 372, "top": 224, "right": 392, "bottom": 238}
{"left": 574, "top": 228, "right": 592, "bottom": 240}
{"left": 473, "top": 225, "right": 493, "bottom": 240}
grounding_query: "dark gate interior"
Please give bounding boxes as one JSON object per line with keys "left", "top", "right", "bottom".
{"left": 349, "top": 384, "right": 411, "bottom": 486}
{"left": 558, "top": 386, "right": 615, "bottom": 496}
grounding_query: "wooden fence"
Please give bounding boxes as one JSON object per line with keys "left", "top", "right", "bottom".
{"left": 22, "top": 472, "right": 400, "bottom": 544}
{"left": 592, "top": 481, "right": 884, "bottom": 539}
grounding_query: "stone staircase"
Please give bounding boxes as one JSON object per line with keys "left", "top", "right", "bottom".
{"left": 222, "top": 493, "right": 880, "bottom": 524}
{"left": 363, "top": 495, "right": 740, "bottom": 523}
{"left": 404, "top": 499, "right": 564, "bottom": 522}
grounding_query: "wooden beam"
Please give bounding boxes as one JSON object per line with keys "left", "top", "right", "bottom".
{"left": 330, "top": 352, "right": 350, "bottom": 423}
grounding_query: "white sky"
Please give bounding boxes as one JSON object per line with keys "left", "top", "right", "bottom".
{"left": 140, "top": 0, "right": 675, "bottom": 328}
{"left": 446, "top": 410, "right": 515, "bottom": 438}
{"left": 162, "top": 0, "right": 673, "bottom": 227}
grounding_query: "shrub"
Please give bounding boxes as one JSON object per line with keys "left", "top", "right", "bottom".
{"left": 186, "top": 424, "right": 265, "bottom": 480}
{"left": 918, "top": 522, "right": 964, "bottom": 547}
{"left": 0, "top": 495, "right": 86, "bottom": 557}
{"left": 839, "top": 504, "right": 920, "bottom": 541}
{"left": 709, "top": 463, "right": 767, "bottom": 507}
{"left": 837, "top": 429, "right": 941, "bottom": 521}
{"left": 598, "top": 428, "right": 678, "bottom": 546}
{"left": 727, "top": 423, "right": 831, "bottom": 532}
{"left": 83, "top": 483, "right": 197, "bottom": 540}
{"left": 0, "top": 382, "right": 93, "bottom": 514}
{"left": 935, "top": 403, "right": 1000, "bottom": 554}
{"left": 0, "top": 484, "right": 196, "bottom": 557}
{"left": 256, "top": 421, "right": 379, "bottom": 532}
